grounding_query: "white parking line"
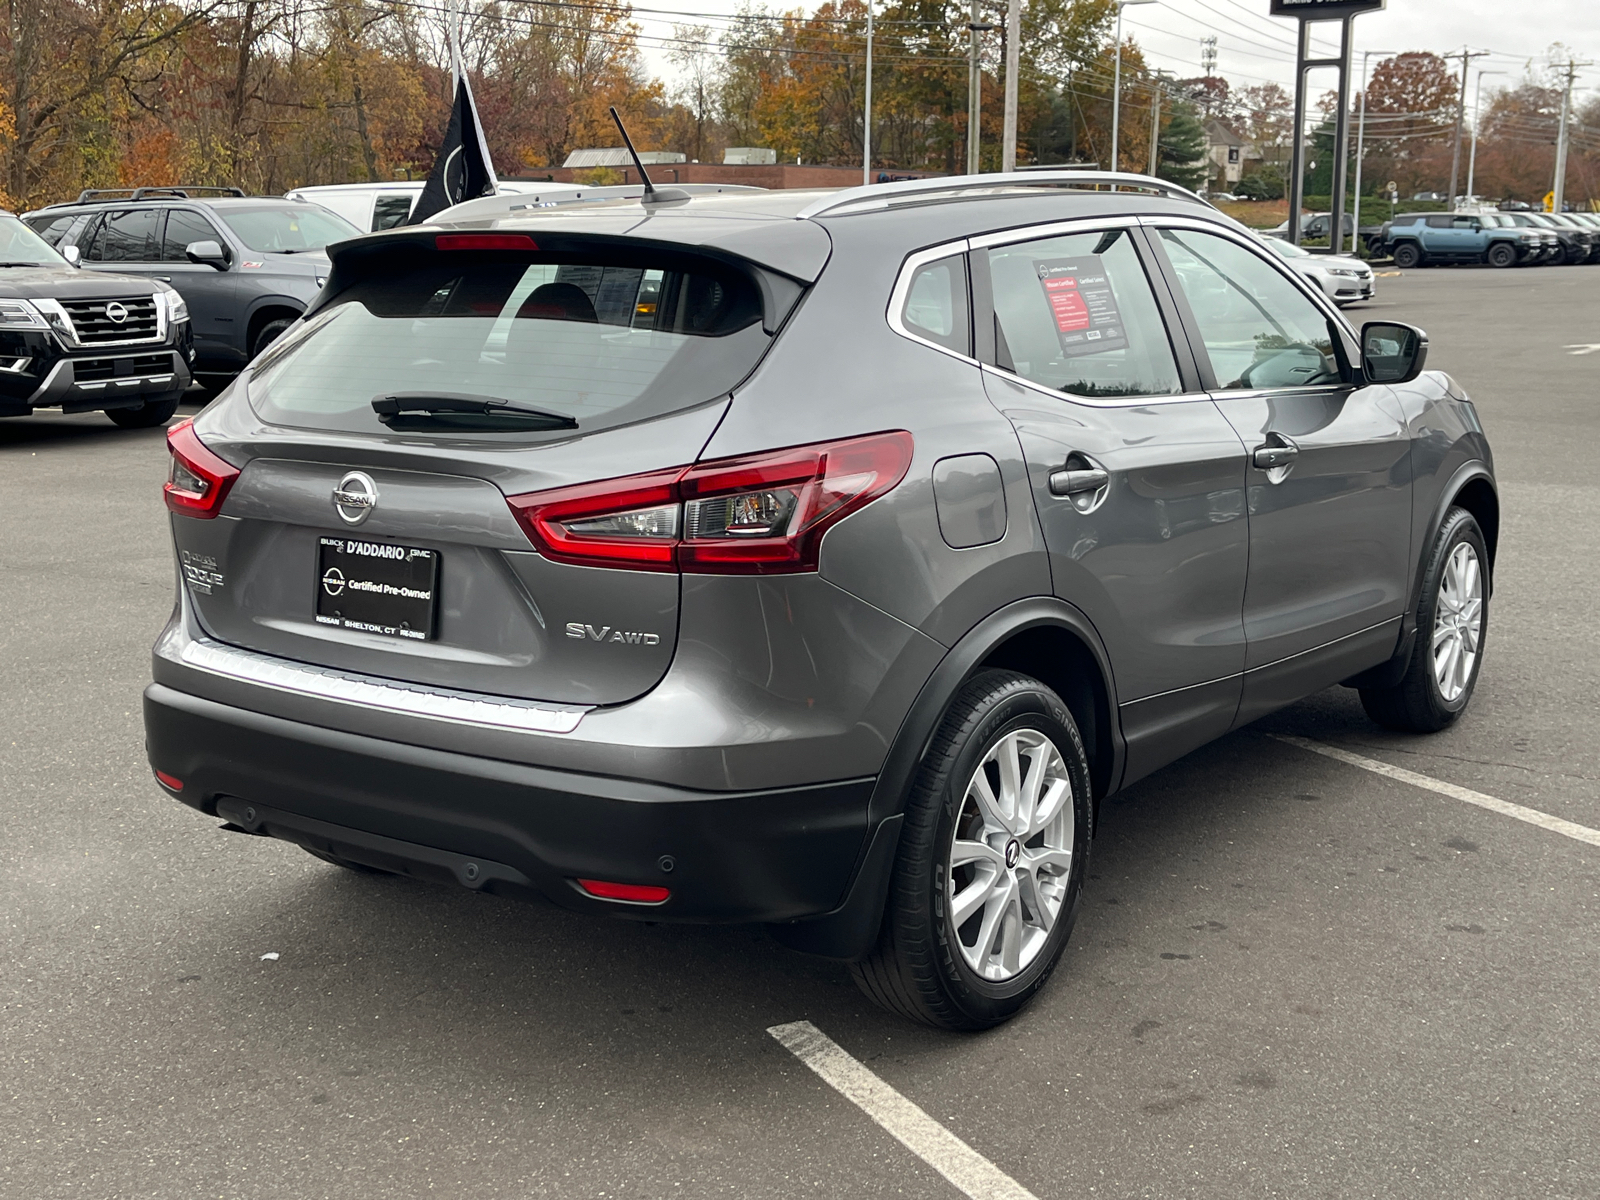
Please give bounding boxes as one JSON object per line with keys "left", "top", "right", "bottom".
{"left": 767, "top": 1021, "right": 1039, "bottom": 1200}
{"left": 1271, "top": 734, "right": 1600, "bottom": 849}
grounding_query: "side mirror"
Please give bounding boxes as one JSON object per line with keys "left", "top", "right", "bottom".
{"left": 186, "top": 240, "right": 229, "bottom": 271}
{"left": 61, "top": 244, "right": 81, "bottom": 266}
{"left": 1361, "top": 321, "right": 1429, "bottom": 385}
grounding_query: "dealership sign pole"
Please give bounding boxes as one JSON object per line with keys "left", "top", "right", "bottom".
{"left": 1270, "top": 0, "right": 1383, "bottom": 253}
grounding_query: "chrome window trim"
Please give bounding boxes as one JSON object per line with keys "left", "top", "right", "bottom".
{"left": 163, "top": 630, "right": 591, "bottom": 736}
{"left": 979, "top": 362, "right": 1216, "bottom": 410}
{"left": 885, "top": 238, "right": 979, "bottom": 366}
{"left": 968, "top": 212, "right": 1146, "bottom": 251}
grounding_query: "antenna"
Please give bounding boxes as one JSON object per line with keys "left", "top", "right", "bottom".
{"left": 608, "top": 106, "right": 656, "bottom": 200}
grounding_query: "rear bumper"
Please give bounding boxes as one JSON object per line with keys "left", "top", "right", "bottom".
{"left": 144, "top": 682, "right": 876, "bottom": 924}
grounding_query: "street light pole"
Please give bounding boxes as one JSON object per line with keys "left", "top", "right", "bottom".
{"left": 1351, "top": 48, "right": 1394, "bottom": 255}
{"left": 1110, "top": 0, "right": 1157, "bottom": 174}
{"left": 966, "top": 2, "right": 993, "bottom": 173}
{"left": 1466, "top": 68, "right": 1504, "bottom": 204}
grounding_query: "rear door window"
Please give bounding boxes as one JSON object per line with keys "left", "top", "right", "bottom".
{"left": 249, "top": 248, "right": 772, "bottom": 439}
{"left": 161, "top": 209, "right": 224, "bottom": 260}
{"left": 372, "top": 195, "right": 413, "bottom": 230}
{"left": 984, "top": 226, "right": 1182, "bottom": 399}
{"left": 89, "top": 208, "right": 162, "bottom": 262}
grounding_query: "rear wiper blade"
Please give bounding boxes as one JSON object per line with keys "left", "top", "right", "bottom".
{"left": 371, "top": 392, "right": 579, "bottom": 430}
{"left": 0, "top": 261, "right": 48, "bottom": 267}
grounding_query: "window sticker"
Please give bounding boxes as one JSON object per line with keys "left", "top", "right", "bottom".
{"left": 1035, "top": 256, "right": 1128, "bottom": 357}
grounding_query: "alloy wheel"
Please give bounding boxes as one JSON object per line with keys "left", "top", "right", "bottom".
{"left": 947, "top": 729, "right": 1075, "bottom": 982}
{"left": 1432, "top": 541, "right": 1484, "bottom": 702}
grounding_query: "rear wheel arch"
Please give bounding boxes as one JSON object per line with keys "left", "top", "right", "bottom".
{"left": 976, "top": 625, "right": 1115, "bottom": 804}
{"left": 246, "top": 304, "right": 303, "bottom": 358}
{"left": 867, "top": 598, "right": 1124, "bottom": 833}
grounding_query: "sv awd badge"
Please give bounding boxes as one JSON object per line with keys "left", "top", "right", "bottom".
{"left": 566, "top": 623, "right": 661, "bottom": 646}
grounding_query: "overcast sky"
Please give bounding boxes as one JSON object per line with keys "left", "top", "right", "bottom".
{"left": 633, "top": 0, "right": 1600, "bottom": 111}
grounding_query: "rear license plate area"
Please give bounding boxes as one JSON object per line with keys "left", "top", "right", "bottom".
{"left": 315, "top": 536, "right": 438, "bottom": 641}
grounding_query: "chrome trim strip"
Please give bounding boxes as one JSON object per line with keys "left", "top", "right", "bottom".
{"left": 967, "top": 212, "right": 1145, "bottom": 251}
{"left": 980, "top": 363, "right": 1211, "bottom": 411}
{"left": 173, "top": 635, "right": 590, "bottom": 735}
{"left": 23, "top": 359, "right": 69, "bottom": 404}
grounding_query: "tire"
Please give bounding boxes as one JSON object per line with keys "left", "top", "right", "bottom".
{"left": 1360, "top": 507, "right": 1489, "bottom": 733}
{"left": 251, "top": 317, "right": 295, "bottom": 359}
{"left": 1486, "top": 242, "right": 1517, "bottom": 268}
{"left": 303, "top": 846, "right": 392, "bottom": 875}
{"left": 1553, "top": 244, "right": 1573, "bottom": 266}
{"left": 1392, "top": 242, "right": 1423, "bottom": 269}
{"left": 104, "top": 395, "right": 180, "bottom": 429}
{"left": 851, "top": 670, "right": 1093, "bottom": 1031}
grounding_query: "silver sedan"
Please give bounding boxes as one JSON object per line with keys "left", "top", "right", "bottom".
{"left": 1259, "top": 233, "right": 1375, "bottom": 306}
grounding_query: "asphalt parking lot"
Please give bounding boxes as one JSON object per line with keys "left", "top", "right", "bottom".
{"left": 3, "top": 264, "right": 1598, "bottom": 1199}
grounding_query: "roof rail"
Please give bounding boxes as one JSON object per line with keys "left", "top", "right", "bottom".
{"left": 71, "top": 185, "right": 248, "bottom": 204}
{"left": 793, "top": 171, "right": 1216, "bottom": 220}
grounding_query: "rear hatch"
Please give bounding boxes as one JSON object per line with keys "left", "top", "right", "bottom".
{"left": 171, "top": 227, "right": 819, "bottom": 705}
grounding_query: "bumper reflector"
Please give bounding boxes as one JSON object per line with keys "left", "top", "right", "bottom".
{"left": 154, "top": 769, "right": 184, "bottom": 792}
{"left": 576, "top": 878, "right": 671, "bottom": 904}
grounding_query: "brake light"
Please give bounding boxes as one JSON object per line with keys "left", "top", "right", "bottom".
{"left": 163, "top": 419, "right": 240, "bottom": 519}
{"left": 576, "top": 878, "right": 671, "bottom": 904}
{"left": 435, "top": 233, "right": 538, "bottom": 251}
{"left": 504, "top": 431, "right": 913, "bottom": 575}
{"left": 153, "top": 770, "right": 184, "bottom": 792}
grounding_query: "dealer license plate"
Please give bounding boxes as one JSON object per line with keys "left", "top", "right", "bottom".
{"left": 315, "top": 536, "right": 439, "bottom": 641}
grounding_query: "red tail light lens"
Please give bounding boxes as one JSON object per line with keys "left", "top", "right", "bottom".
{"left": 153, "top": 770, "right": 184, "bottom": 792}
{"left": 163, "top": 419, "right": 240, "bottom": 519}
{"left": 507, "top": 468, "right": 683, "bottom": 572}
{"left": 576, "top": 878, "right": 671, "bottom": 904}
{"left": 504, "top": 431, "right": 913, "bottom": 575}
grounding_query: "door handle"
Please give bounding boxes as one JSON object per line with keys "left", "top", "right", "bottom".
{"left": 1252, "top": 438, "right": 1299, "bottom": 471}
{"left": 1049, "top": 467, "right": 1109, "bottom": 497}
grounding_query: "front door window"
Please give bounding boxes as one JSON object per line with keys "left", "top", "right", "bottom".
{"left": 1157, "top": 228, "right": 1345, "bottom": 391}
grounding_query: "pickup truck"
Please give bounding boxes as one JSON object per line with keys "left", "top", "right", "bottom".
{"left": 1382, "top": 212, "right": 1546, "bottom": 268}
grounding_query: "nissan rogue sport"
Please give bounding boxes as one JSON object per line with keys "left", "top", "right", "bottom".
{"left": 144, "top": 173, "right": 1498, "bottom": 1030}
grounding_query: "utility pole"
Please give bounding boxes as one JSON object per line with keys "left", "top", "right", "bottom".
{"left": 1466, "top": 68, "right": 1505, "bottom": 203}
{"left": 1444, "top": 46, "right": 1489, "bottom": 207}
{"left": 1111, "top": 0, "right": 1158, "bottom": 174}
{"left": 1352, "top": 49, "right": 1396, "bottom": 257}
{"left": 1552, "top": 59, "right": 1591, "bottom": 213}
{"left": 966, "top": 3, "right": 992, "bottom": 173}
{"left": 1148, "top": 80, "right": 1162, "bottom": 176}
{"left": 1002, "top": 0, "right": 1020, "bottom": 171}
{"left": 863, "top": 0, "right": 874, "bottom": 185}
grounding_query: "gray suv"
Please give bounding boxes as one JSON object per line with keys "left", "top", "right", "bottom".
{"left": 143, "top": 173, "right": 1498, "bottom": 1030}
{"left": 23, "top": 187, "right": 361, "bottom": 386}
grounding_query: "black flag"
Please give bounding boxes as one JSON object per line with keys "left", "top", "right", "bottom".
{"left": 406, "top": 71, "right": 498, "bottom": 225}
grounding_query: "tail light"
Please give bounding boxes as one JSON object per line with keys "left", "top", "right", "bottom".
{"left": 505, "top": 431, "right": 913, "bottom": 575}
{"left": 163, "top": 418, "right": 240, "bottom": 519}
{"left": 575, "top": 878, "right": 671, "bottom": 904}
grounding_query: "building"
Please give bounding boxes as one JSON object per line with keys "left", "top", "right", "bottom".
{"left": 1202, "top": 117, "right": 1257, "bottom": 193}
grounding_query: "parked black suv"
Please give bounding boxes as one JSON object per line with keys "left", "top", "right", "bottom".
{"left": 0, "top": 210, "right": 191, "bottom": 427}
{"left": 23, "top": 187, "right": 361, "bottom": 386}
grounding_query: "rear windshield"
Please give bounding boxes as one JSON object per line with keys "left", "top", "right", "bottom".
{"left": 247, "top": 251, "right": 770, "bottom": 438}
{"left": 217, "top": 205, "right": 361, "bottom": 253}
